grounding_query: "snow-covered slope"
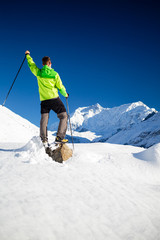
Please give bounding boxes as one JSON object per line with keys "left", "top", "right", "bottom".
{"left": 0, "top": 105, "right": 39, "bottom": 143}
{"left": 0, "top": 137, "right": 160, "bottom": 240}
{"left": 50, "top": 101, "right": 159, "bottom": 148}
{"left": 108, "top": 111, "right": 160, "bottom": 148}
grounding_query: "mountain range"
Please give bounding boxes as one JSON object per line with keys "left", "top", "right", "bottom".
{"left": 50, "top": 101, "right": 160, "bottom": 148}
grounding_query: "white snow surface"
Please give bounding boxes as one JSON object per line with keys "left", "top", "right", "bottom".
{"left": 0, "top": 106, "right": 160, "bottom": 240}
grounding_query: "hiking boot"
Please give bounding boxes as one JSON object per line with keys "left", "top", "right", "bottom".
{"left": 55, "top": 136, "right": 68, "bottom": 144}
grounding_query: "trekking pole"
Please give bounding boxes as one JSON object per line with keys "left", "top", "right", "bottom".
{"left": 66, "top": 97, "right": 74, "bottom": 150}
{"left": 2, "top": 55, "right": 26, "bottom": 107}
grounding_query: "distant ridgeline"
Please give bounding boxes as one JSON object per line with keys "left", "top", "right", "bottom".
{"left": 50, "top": 101, "right": 160, "bottom": 148}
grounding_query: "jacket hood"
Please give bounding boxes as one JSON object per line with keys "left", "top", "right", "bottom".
{"left": 39, "top": 65, "right": 57, "bottom": 79}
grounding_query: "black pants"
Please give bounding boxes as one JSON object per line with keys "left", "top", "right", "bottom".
{"left": 40, "top": 97, "right": 68, "bottom": 142}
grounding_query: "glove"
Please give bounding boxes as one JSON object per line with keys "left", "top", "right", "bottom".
{"left": 25, "top": 50, "right": 30, "bottom": 55}
{"left": 66, "top": 93, "right": 69, "bottom": 98}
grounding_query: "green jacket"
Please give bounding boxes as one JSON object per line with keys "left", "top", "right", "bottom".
{"left": 26, "top": 54, "right": 68, "bottom": 101}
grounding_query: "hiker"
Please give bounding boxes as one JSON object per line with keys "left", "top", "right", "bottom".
{"left": 25, "top": 50, "right": 68, "bottom": 147}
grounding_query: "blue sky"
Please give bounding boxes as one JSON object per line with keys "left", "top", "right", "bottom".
{"left": 0, "top": 0, "right": 160, "bottom": 127}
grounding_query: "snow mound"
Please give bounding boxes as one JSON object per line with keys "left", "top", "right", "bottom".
{"left": 15, "top": 136, "right": 52, "bottom": 164}
{"left": 135, "top": 143, "right": 160, "bottom": 165}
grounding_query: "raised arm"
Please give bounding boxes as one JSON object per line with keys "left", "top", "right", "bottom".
{"left": 25, "top": 50, "right": 40, "bottom": 77}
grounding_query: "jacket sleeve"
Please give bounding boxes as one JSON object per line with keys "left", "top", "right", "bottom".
{"left": 55, "top": 74, "right": 68, "bottom": 97}
{"left": 26, "top": 54, "right": 40, "bottom": 77}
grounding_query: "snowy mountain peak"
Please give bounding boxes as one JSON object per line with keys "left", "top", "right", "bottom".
{"left": 65, "top": 103, "right": 104, "bottom": 131}
{"left": 125, "top": 101, "right": 156, "bottom": 113}
{"left": 75, "top": 103, "right": 103, "bottom": 113}
{"left": 126, "top": 101, "right": 145, "bottom": 112}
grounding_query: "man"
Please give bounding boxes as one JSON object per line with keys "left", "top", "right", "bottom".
{"left": 25, "top": 50, "right": 68, "bottom": 148}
